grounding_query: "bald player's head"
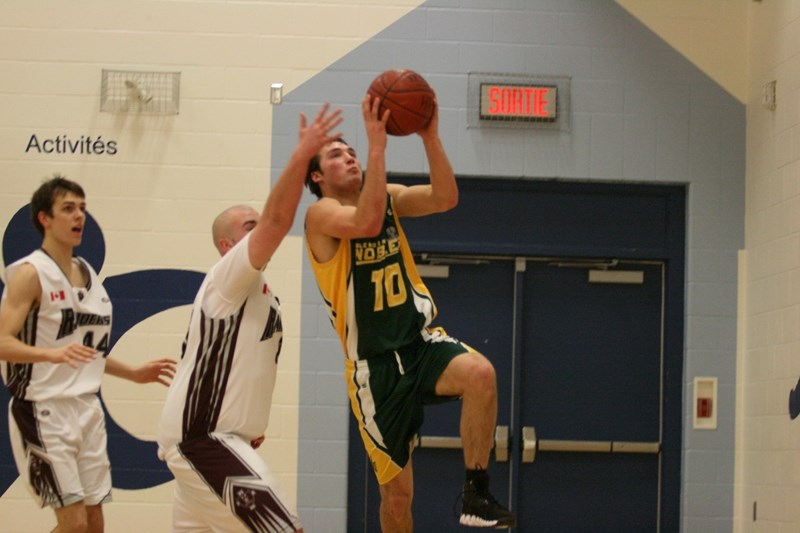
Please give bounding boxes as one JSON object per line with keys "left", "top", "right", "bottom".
{"left": 212, "top": 204, "right": 259, "bottom": 255}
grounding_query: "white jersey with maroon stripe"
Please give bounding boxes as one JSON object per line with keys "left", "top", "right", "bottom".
{"left": 1, "top": 249, "right": 111, "bottom": 401}
{"left": 157, "top": 233, "right": 283, "bottom": 454}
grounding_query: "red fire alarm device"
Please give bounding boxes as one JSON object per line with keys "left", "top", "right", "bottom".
{"left": 693, "top": 376, "right": 717, "bottom": 430}
{"left": 697, "top": 397, "right": 712, "bottom": 418}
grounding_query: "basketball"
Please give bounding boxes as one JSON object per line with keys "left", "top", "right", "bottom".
{"left": 367, "top": 69, "right": 436, "bottom": 136}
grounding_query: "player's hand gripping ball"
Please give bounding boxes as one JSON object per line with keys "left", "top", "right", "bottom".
{"left": 367, "top": 69, "right": 436, "bottom": 136}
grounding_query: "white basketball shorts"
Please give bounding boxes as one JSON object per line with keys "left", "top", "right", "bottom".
{"left": 8, "top": 393, "right": 112, "bottom": 508}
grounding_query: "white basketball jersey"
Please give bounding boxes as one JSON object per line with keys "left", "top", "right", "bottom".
{"left": 1, "top": 249, "right": 112, "bottom": 401}
{"left": 157, "top": 233, "right": 283, "bottom": 453}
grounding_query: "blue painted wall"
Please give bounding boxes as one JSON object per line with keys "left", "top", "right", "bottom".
{"left": 272, "top": 1, "right": 744, "bottom": 530}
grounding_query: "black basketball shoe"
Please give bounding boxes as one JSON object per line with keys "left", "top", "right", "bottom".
{"left": 459, "top": 471, "right": 516, "bottom": 528}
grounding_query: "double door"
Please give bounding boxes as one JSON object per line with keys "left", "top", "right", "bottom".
{"left": 348, "top": 256, "right": 665, "bottom": 532}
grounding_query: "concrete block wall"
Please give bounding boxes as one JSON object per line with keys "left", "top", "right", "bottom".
{"left": 4, "top": 1, "right": 797, "bottom": 532}
{"left": 736, "top": 1, "right": 800, "bottom": 531}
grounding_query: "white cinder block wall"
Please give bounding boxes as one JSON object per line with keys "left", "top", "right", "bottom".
{"left": 0, "top": 1, "right": 421, "bottom": 532}
{"left": 738, "top": 1, "right": 800, "bottom": 531}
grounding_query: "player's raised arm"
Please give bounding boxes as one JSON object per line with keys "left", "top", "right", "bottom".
{"left": 355, "top": 94, "right": 392, "bottom": 235}
{"left": 247, "top": 103, "right": 343, "bottom": 269}
{"left": 389, "top": 99, "right": 458, "bottom": 218}
{"left": 305, "top": 95, "right": 390, "bottom": 245}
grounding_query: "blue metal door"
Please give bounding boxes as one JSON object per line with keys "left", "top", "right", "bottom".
{"left": 514, "top": 260, "right": 663, "bottom": 532}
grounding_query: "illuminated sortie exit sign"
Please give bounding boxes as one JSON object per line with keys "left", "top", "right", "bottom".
{"left": 479, "top": 83, "right": 558, "bottom": 122}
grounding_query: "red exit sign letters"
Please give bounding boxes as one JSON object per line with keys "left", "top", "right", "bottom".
{"left": 480, "top": 83, "right": 558, "bottom": 122}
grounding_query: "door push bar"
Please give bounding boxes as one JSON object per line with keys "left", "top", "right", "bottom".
{"left": 521, "top": 426, "right": 660, "bottom": 463}
{"left": 414, "top": 426, "right": 510, "bottom": 462}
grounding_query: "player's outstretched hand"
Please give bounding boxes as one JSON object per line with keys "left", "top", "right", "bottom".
{"left": 297, "top": 102, "right": 344, "bottom": 159}
{"left": 49, "top": 343, "right": 98, "bottom": 368}
{"left": 129, "top": 358, "right": 177, "bottom": 386}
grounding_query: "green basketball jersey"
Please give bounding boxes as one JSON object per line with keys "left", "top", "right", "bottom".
{"left": 306, "top": 194, "right": 437, "bottom": 360}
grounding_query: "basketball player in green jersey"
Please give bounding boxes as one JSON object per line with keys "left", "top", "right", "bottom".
{"left": 304, "top": 95, "right": 516, "bottom": 531}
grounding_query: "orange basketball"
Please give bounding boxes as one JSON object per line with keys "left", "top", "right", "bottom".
{"left": 367, "top": 69, "right": 436, "bottom": 136}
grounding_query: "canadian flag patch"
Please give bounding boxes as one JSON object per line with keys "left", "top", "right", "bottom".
{"left": 50, "top": 290, "right": 66, "bottom": 301}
